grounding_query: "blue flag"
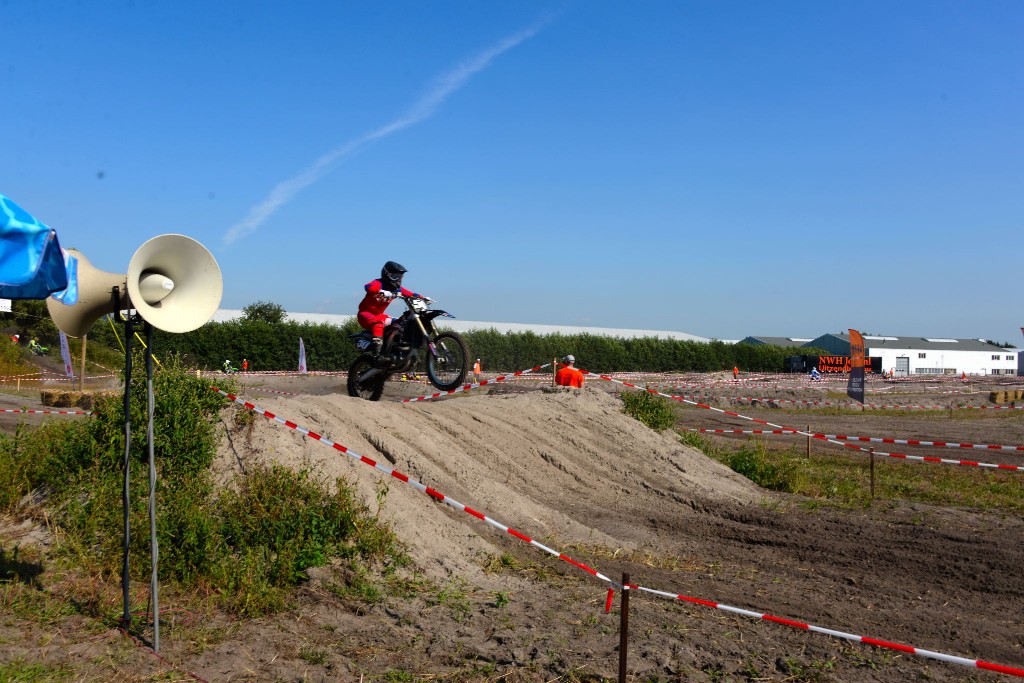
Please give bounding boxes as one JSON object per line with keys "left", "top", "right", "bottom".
{"left": 0, "top": 194, "right": 69, "bottom": 299}
{"left": 50, "top": 249, "right": 79, "bottom": 305}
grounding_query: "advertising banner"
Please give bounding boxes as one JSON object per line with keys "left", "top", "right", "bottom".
{"left": 847, "top": 328, "right": 865, "bottom": 404}
{"left": 298, "top": 337, "right": 307, "bottom": 374}
{"left": 59, "top": 331, "right": 74, "bottom": 378}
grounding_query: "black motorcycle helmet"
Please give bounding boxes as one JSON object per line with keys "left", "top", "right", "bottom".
{"left": 381, "top": 261, "right": 407, "bottom": 291}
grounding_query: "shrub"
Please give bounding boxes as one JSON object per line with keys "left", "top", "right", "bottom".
{"left": 621, "top": 390, "right": 676, "bottom": 432}
{"left": 215, "top": 463, "right": 404, "bottom": 615}
{"left": 726, "top": 444, "right": 800, "bottom": 493}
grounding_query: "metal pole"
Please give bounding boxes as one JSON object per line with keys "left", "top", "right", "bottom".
{"left": 79, "top": 335, "right": 87, "bottom": 391}
{"left": 121, "top": 298, "right": 132, "bottom": 628}
{"left": 618, "top": 573, "right": 630, "bottom": 683}
{"left": 145, "top": 322, "right": 159, "bottom": 651}
{"left": 806, "top": 425, "right": 811, "bottom": 459}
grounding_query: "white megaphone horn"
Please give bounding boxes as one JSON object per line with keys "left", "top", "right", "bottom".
{"left": 47, "top": 234, "right": 223, "bottom": 337}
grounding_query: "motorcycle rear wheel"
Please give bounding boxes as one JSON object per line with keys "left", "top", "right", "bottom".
{"left": 426, "top": 332, "right": 469, "bottom": 391}
{"left": 347, "top": 354, "right": 386, "bottom": 401}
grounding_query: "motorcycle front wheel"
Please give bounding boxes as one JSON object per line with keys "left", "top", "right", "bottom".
{"left": 426, "top": 332, "right": 469, "bottom": 391}
{"left": 347, "top": 354, "right": 387, "bottom": 401}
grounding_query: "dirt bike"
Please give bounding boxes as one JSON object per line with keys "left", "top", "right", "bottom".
{"left": 29, "top": 343, "right": 48, "bottom": 356}
{"left": 347, "top": 294, "right": 469, "bottom": 401}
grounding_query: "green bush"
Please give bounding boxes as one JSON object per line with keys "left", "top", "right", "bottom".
{"left": 621, "top": 390, "right": 676, "bottom": 432}
{"left": 214, "top": 463, "right": 404, "bottom": 616}
{"left": 220, "top": 464, "right": 362, "bottom": 585}
{"left": 726, "top": 444, "right": 800, "bottom": 493}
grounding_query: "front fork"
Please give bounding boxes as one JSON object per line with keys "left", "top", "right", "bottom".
{"left": 413, "top": 315, "right": 441, "bottom": 358}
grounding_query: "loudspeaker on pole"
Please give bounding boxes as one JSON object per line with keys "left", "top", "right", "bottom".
{"left": 46, "top": 234, "right": 223, "bottom": 337}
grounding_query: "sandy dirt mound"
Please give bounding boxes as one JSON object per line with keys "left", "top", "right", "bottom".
{"left": 216, "top": 386, "right": 766, "bottom": 590}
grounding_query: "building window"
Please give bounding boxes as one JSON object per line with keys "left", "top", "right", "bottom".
{"left": 1007, "top": 355, "right": 1015, "bottom": 360}
{"left": 993, "top": 355, "right": 1001, "bottom": 360}
{"left": 918, "top": 353, "right": 926, "bottom": 358}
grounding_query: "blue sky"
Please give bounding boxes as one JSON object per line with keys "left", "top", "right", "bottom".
{"left": 4, "top": 1, "right": 1022, "bottom": 344}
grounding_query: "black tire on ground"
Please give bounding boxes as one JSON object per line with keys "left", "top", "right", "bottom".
{"left": 347, "top": 355, "right": 386, "bottom": 401}
{"left": 426, "top": 332, "right": 469, "bottom": 391}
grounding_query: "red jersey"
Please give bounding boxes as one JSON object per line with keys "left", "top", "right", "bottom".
{"left": 556, "top": 366, "right": 585, "bottom": 388}
{"left": 357, "top": 279, "right": 415, "bottom": 317}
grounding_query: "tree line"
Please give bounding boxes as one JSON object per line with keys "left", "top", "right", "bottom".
{"left": 6, "top": 300, "right": 813, "bottom": 373}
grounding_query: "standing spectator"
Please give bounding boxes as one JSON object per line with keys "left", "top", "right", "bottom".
{"left": 473, "top": 358, "right": 481, "bottom": 383}
{"left": 242, "top": 358, "right": 249, "bottom": 372}
{"left": 556, "top": 355, "right": 585, "bottom": 388}
{"left": 733, "top": 365, "right": 739, "bottom": 379}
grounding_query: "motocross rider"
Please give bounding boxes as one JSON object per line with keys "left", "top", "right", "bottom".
{"left": 357, "top": 261, "right": 429, "bottom": 357}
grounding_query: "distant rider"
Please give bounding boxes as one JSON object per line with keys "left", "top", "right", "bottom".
{"left": 357, "top": 261, "right": 429, "bottom": 357}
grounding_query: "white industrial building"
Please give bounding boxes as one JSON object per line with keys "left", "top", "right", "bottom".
{"left": 805, "top": 333, "right": 1019, "bottom": 377}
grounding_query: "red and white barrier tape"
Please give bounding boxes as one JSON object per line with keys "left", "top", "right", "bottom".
{"left": 723, "top": 395, "right": 1024, "bottom": 411}
{"left": 0, "top": 408, "right": 91, "bottom": 415}
{"left": 689, "top": 428, "right": 1024, "bottom": 453}
{"left": 210, "top": 384, "right": 1024, "bottom": 678}
{"left": 684, "top": 430, "right": 1023, "bottom": 472}
{"left": 630, "top": 583, "right": 1024, "bottom": 678}
{"left": 204, "top": 369, "right": 347, "bottom": 377}
{"left": 401, "top": 364, "right": 550, "bottom": 403}
{"left": 585, "top": 372, "right": 1024, "bottom": 470}
{"left": 247, "top": 388, "right": 301, "bottom": 397}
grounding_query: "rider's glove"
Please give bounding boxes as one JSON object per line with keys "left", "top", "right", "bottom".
{"left": 421, "top": 295, "right": 433, "bottom": 303}
{"left": 379, "top": 290, "right": 396, "bottom": 300}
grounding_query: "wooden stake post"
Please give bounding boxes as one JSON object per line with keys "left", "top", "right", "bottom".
{"left": 619, "top": 573, "right": 630, "bottom": 683}
{"left": 869, "top": 447, "right": 876, "bottom": 500}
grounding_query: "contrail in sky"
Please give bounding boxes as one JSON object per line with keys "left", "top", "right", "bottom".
{"left": 223, "top": 19, "right": 550, "bottom": 246}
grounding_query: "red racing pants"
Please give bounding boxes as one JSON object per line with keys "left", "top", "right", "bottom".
{"left": 358, "top": 311, "right": 392, "bottom": 338}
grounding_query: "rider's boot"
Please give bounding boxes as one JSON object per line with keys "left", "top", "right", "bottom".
{"left": 369, "top": 337, "right": 383, "bottom": 358}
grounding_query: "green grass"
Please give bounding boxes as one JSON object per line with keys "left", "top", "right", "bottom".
{"left": 678, "top": 431, "right": 1024, "bottom": 511}
{"left": 0, "top": 660, "right": 73, "bottom": 682}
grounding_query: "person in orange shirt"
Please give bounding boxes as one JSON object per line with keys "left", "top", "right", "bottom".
{"left": 473, "top": 358, "right": 481, "bottom": 383}
{"left": 555, "top": 355, "right": 585, "bottom": 388}
{"left": 733, "top": 366, "right": 739, "bottom": 379}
